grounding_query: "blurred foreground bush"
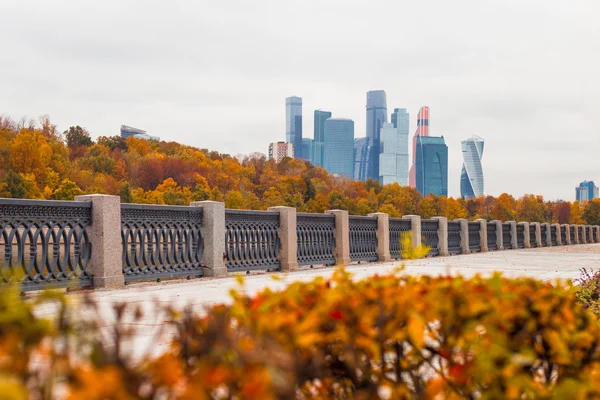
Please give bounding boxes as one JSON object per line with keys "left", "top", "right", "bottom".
{"left": 2, "top": 270, "right": 600, "bottom": 399}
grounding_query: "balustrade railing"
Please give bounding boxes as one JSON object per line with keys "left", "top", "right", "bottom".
{"left": 578, "top": 226, "right": 584, "bottom": 243}
{"left": 349, "top": 216, "right": 378, "bottom": 262}
{"left": 570, "top": 226, "right": 576, "bottom": 243}
{"left": 121, "top": 204, "right": 204, "bottom": 283}
{"left": 540, "top": 225, "right": 548, "bottom": 246}
{"left": 468, "top": 222, "right": 481, "bottom": 252}
{"left": 422, "top": 219, "right": 440, "bottom": 256}
{"left": 594, "top": 228, "right": 598, "bottom": 243}
{"left": 487, "top": 222, "right": 498, "bottom": 250}
{"left": 551, "top": 226, "right": 558, "bottom": 246}
{"left": 529, "top": 224, "right": 537, "bottom": 248}
{"left": 516, "top": 224, "right": 525, "bottom": 249}
{"left": 448, "top": 221, "right": 461, "bottom": 255}
{"left": 502, "top": 223, "right": 513, "bottom": 250}
{"left": 296, "top": 213, "right": 336, "bottom": 266}
{"left": 561, "top": 226, "right": 567, "bottom": 244}
{"left": 225, "top": 210, "right": 280, "bottom": 272}
{"left": 1, "top": 199, "right": 92, "bottom": 290}
{"left": 390, "top": 218, "right": 411, "bottom": 259}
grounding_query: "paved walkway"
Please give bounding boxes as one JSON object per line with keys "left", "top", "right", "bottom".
{"left": 31, "top": 244, "right": 600, "bottom": 362}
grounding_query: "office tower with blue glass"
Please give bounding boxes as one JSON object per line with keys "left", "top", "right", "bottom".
{"left": 460, "top": 136, "right": 485, "bottom": 199}
{"left": 323, "top": 118, "right": 354, "bottom": 178}
{"left": 285, "top": 96, "right": 303, "bottom": 158}
{"left": 415, "top": 135, "right": 448, "bottom": 197}
{"left": 379, "top": 108, "right": 410, "bottom": 185}
{"left": 312, "top": 110, "right": 332, "bottom": 167}
{"left": 365, "top": 90, "right": 387, "bottom": 180}
{"left": 576, "top": 181, "right": 599, "bottom": 202}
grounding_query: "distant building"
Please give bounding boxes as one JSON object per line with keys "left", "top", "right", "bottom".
{"left": 353, "top": 137, "right": 372, "bottom": 181}
{"left": 268, "top": 142, "right": 294, "bottom": 163}
{"left": 379, "top": 108, "right": 409, "bottom": 186}
{"left": 415, "top": 135, "right": 448, "bottom": 197}
{"left": 409, "top": 106, "right": 430, "bottom": 188}
{"left": 301, "top": 138, "right": 313, "bottom": 162}
{"left": 120, "top": 125, "right": 159, "bottom": 141}
{"left": 285, "top": 96, "right": 303, "bottom": 158}
{"left": 312, "top": 110, "right": 332, "bottom": 167}
{"left": 323, "top": 118, "right": 354, "bottom": 178}
{"left": 576, "top": 181, "right": 599, "bottom": 202}
{"left": 460, "top": 136, "right": 485, "bottom": 199}
{"left": 366, "top": 90, "right": 387, "bottom": 180}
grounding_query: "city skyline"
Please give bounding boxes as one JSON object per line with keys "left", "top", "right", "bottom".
{"left": 2, "top": 0, "right": 598, "bottom": 201}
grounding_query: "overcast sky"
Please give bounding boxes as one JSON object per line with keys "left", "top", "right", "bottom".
{"left": 1, "top": 0, "right": 599, "bottom": 200}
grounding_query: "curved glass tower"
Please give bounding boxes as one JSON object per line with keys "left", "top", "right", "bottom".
{"left": 366, "top": 90, "right": 387, "bottom": 180}
{"left": 460, "top": 136, "right": 484, "bottom": 199}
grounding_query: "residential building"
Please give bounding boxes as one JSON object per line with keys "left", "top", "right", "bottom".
{"left": 576, "top": 181, "right": 599, "bottom": 202}
{"left": 409, "top": 106, "right": 430, "bottom": 188}
{"left": 312, "top": 110, "right": 332, "bottom": 167}
{"left": 285, "top": 96, "right": 303, "bottom": 158}
{"left": 268, "top": 141, "right": 294, "bottom": 163}
{"left": 365, "top": 90, "right": 387, "bottom": 180}
{"left": 323, "top": 118, "right": 354, "bottom": 178}
{"left": 120, "top": 125, "right": 159, "bottom": 141}
{"left": 460, "top": 136, "right": 485, "bottom": 199}
{"left": 415, "top": 135, "right": 448, "bottom": 197}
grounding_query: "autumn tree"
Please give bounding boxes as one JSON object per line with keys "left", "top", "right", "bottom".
{"left": 582, "top": 199, "right": 600, "bottom": 225}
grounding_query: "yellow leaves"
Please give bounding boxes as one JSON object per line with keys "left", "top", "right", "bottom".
{"left": 0, "top": 375, "right": 27, "bottom": 400}
{"left": 407, "top": 314, "right": 426, "bottom": 349}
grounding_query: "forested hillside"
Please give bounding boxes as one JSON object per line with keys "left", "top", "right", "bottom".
{"left": 1, "top": 115, "right": 599, "bottom": 224}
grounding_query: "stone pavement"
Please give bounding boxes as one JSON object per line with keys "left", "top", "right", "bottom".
{"left": 31, "top": 243, "right": 600, "bottom": 362}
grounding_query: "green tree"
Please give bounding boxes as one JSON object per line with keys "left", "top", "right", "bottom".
{"left": 119, "top": 183, "right": 133, "bottom": 203}
{"left": 582, "top": 199, "right": 600, "bottom": 225}
{"left": 64, "top": 126, "right": 93, "bottom": 148}
{"left": 3, "top": 170, "right": 26, "bottom": 198}
{"left": 53, "top": 179, "right": 83, "bottom": 200}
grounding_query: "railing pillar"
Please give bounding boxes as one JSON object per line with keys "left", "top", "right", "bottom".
{"left": 454, "top": 218, "right": 470, "bottom": 255}
{"left": 326, "top": 209, "right": 351, "bottom": 265}
{"left": 519, "top": 222, "right": 530, "bottom": 248}
{"left": 596, "top": 226, "right": 600, "bottom": 243}
{"left": 75, "top": 194, "right": 124, "bottom": 289}
{"left": 402, "top": 215, "right": 422, "bottom": 250}
{"left": 553, "top": 223, "right": 562, "bottom": 245}
{"left": 191, "top": 201, "right": 226, "bottom": 278}
{"left": 588, "top": 225, "right": 594, "bottom": 243}
{"left": 562, "top": 224, "right": 571, "bottom": 245}
{"left": 541, "top": 223, "right": 552, "bottom": 246}
{"left": 432, "top": 216, "right": 449, "bottom": 256}
{"left": 491, "top": 220, "right": 503, "bottom": 250}
{"left": 506, "top": 221, "right": 518, "bottom": 249}
{"left": 268, "top": 206, "right": 298, "bottom": 272}
{"left": 475, "top": 219, "right": 488, "bottom": 252}
{"left": 368, "top": 212, "right": 391, "bottom": 262}
{"left": 530, "top": 223, "right": 542, "bottom": 247}
{"left": 574, "top": 225, "right": 581, "bottom": 244}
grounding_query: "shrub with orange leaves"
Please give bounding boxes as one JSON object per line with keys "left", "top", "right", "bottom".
{"left": 2, "top": 269, "right": 600, "bottom": 399}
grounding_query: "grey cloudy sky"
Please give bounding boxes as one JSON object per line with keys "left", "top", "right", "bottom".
{"left": 2, "top": 0, "right": 599, "bottom": 200}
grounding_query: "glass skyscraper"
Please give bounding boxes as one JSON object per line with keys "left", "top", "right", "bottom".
{"left": 415, "top": 135, "right": 448, "bottom": 197}
{"left": 312, "top": 110, "right": 331, "bottom": 167}
{"left": 301, "top": 138, "right": 313, "bottom": 162}
{"left": 576, "top": 181, "right": 599, "bottom": 202}
{"left": 366, "top": 90, "right": 387, "bottom": 180}
{"left": 460, "top": 136, "right": 485, "bottom": 199}
{"left": 323, "top": 118, "right": 354, "bottom": 178}
{"left": 285, "top": 96, "right": 303, "bottom": 158}
{"left": 379, "top": 117, "right": 409, "bottom": 186}
{"left": 409, "top": 106, "right": 430, "bottom": 188}
{"left": 353, "top": 137, "right": 372, "bottom": 181}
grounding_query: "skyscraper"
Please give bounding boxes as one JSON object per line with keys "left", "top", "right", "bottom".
{"left": 301, "top": 138, "right": 313, "bottom": 162}
{"left": 353, "top": 137, "right": 372, "bottom": 181}
{"left": 323, "top": 118, "right": 354, "bottom": 178}
{"left": 409, "top": 106, "right": 430, "bottom": 188}
{"left": 379, "top": 116, "right": 410, "bottom": 186}
{"left": 312, "top": 110, "right": 332, "bottom": 167}
{"left": 460, "top": 136, "right": 485, "bottom": 199}
{"left": 285, "top": 96, "right": 302, "bottom": 158}
{"left": 576, "top": 181, "right": 599, "bottom": 202}
{"left": 415, "top": 135, "right": 448, "bottom": 197}
{"left": 394, "top": 108, "right": 409, "bottom": 185}
{"left": 366, "top": 90, "right": 387, "bottom": 180}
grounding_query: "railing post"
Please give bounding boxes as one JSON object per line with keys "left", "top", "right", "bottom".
{"left": 574, "top": 225, "right": 581, "bottom": 244}
{"left": 596, "top": 226, "right": 600, "bottom": 243}
{"left": 553, "top": 223, "right": 562, "bottom": 245}
{"left": 588, "top": 225, "right": 594, "bottom": 243}
{"left": 191, "top": 201, "right": 226, "bottom": 278}
{"left": 368, "top": 212, "right": 391, "bottom": 262}
{"left": 268, "top": 206, "right": 298, "bottom": 272}
{"left": 519, "top": 222, "right": 530, "bottom": 248}
{"left": 402, "top": 215, "right": 422, "bottom": 250}
{"left": 75, "top": 194, "right": 124, "bottom": 289}
{"left": 491, "top": 220, "right": 503, "bottom": 250}
{"left": 475, "top": 219, "right": 488, "bottom": 252}
{"left": 432, "top": 216, "right": 449, "bottom": 256}
{"left": 507, "top": 221, "right": 518, "bottom": 249}
{"left": 542, "top": 223, "right": 552, "bottom": 246}
{"left": 454, "top": 218, "right": 470, "bottom": 255}
{"left": 562, "top": 224, "right": 571, "bottom": 245}
{"left": 326, "top": 209, "right": 351, "bottom": 265}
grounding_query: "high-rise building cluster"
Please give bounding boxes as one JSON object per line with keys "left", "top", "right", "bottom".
{"left": 576, "top": 181, "right": 599, "bottom": 202}
{"left": 270, "top": 91, "right": 485, "bottom": 199}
